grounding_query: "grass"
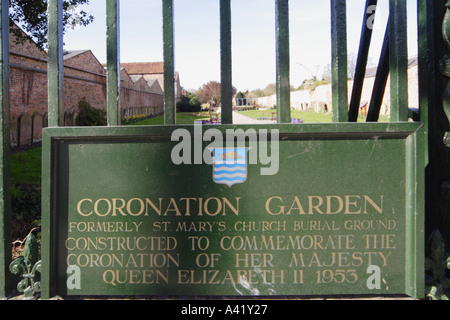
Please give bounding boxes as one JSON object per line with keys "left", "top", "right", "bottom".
{"left": 238, "top": 109, "right": 391, "bottom": 123}
{"left": 238, "top": 110, "right": 333, "bottom": 123}
{"left": 11, "top": 147, "right": 42, "bottom": 240}
{"left": 130, "top": 112, "right": 211, "bottom": 126}
{"left": 11, "top": 147, "right": 42, "bottom": 186}
{"left": 9, "top": 113, "right": 210, "bottom": 186}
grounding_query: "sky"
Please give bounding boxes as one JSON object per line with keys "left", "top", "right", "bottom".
{"left": 63, "top": 0, "right": 418, "bottom": 92}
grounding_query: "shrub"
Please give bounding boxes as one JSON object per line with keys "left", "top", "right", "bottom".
{"left": 121, "top": 114, "right": 153, "bottom": 125}
{"left": 12, "top": 184, "right": 41, "bottom": 241}
{"left": 177, "top": 93, "right": 202, "bottom": 112}
{"left": 76, "top": 99, "right": 106, "bottom": 126}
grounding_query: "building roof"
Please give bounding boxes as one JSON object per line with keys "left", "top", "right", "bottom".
{"left": 120, "top": 62, "right": 164, "bottom": 75}
{"left": 63, "top": 50, "right": 91, "bottom": 60}
{"left": 9, "top": 23, "right": 48, "bottom": 60}
{"left": 365, "top": 56, "right": 418, "bottom": 78}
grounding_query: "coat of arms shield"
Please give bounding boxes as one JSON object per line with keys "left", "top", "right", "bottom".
{"left": 211, "top": 148, "right": 249, "bottom": 187}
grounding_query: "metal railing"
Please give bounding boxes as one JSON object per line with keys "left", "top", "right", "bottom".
{"left": 0, "top": 0, "right": 432, "bottom": 297}
{"left": 46, "top": 0, "right": 410, "bottom": 127}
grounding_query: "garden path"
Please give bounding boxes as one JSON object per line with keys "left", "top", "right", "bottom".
{"left": 232, "top": 111, "right": 274, "bottom": 124}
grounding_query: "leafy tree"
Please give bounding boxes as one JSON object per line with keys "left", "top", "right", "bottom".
{"left": 235, "top": 91, "right": 246, "bottom": 106}
{"left": 189, "top": 95, "right": 201, "bottom": 110}
{"left": 235, "top": 91, "right": 246, "bottom": 99}
{"left": 177, "top": 92, "right": 201, "bottom": 112}
{"left": 249, "top": 88, "right": 266, "bottom": 98}
{"left": 9, "top": 0, "right": 94, "bottom": 49}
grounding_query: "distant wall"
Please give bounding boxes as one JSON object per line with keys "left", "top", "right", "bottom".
{"left": 9, "top": 51, "right": 163, "bottom": 147}
{"left": 253, "top": 65, "right": 419, "bottom": 116}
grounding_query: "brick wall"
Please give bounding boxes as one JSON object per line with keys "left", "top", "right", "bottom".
{"left": 9, "top": 27, "right": 164, "bottom": 147}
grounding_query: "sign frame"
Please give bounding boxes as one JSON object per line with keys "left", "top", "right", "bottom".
{"left": 40, "top": 122, "right": 425, "bottom": 299}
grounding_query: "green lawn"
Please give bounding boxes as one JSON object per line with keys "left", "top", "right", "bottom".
{"left": 11, "top": 147, "right": 42, "bottom": 239}
{"left": 130, "top": 112, "right": 210, "bottom": 126}
{"left": 10, "top": 113, "right": 210, "bottom": 186}
{"left": 238, "top": 110, "right": 333, "bottom": 123}
{"left": 11, "top": 147, "right": 42, "bottom": 186}
{"left": 238, "top": 109, "right": 391, "bottom": 123}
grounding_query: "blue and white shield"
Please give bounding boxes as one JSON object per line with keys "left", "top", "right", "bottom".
{"left": 212, "top": 148, "right": 249, "bottom": 187}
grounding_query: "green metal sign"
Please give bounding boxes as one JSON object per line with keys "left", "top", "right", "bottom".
{"left": 41, "top": 123, "right": 424, "bottom": 298}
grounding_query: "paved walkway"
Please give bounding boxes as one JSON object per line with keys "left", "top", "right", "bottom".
{"left": 232, "top": 111, "right": 274, "bottom": 124}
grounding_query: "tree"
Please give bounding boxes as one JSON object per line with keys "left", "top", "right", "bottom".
{"left": 197, "top": 81, "right": 237, "bottom": 108}
{"left": 235, "top": 91, "right": 246, "bottom": 106}
{"left": 76, "top": 99, "right": 106, "bottom": 126}
{"left": 322, "top": 64, "right": 332, "bottom": 82}
{"left": 249, "top": 88, "right": 265, "bottom": 98}
{"left": 177, "top": 92, "right": 201, "bottom": 112}
{"left": 9, "top": 0, "right": 94, "bottom": 49}
{"left": 235, "top": 91, "right": 246, "bottom": 99}
{"left": 347, "top": 52, "right": 357, "bottom": 80}
{"left": 263, "top": 83, "right": 277, "bottom": 96}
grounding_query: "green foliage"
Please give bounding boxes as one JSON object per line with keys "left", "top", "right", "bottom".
{"left": 12, "top": 184, "right": 41, "bottom": 240}
{"left": 297, "top": 79, "right": 331, "bottom": 92}
{"left": 121, "top": 114, "right": 154, "bottom": 125}
{"left": 189, "top": 95, "right": 202, "bottom": 110}
{"left": 129, "top": 112, "right": 210, "bottom": 126}
{"left": 425, "top": 230, "right": 450, "bottom": 300}
{"left": 76, "top": 99, "right": 106, "bottom": 126}
{"left": 177, "top": 92, "right": 202, "bottom": 112}
{"left": 11, "top": 147, "right": 42, "bottom": 239}
{"left": 11, "top": 147, "right": 41, "bottom": 186}
{"left": 10, "top": 0, "right": 94, "bottom": 49}
{"left": 235, "top": 91, "right": 246, "bottom": 99}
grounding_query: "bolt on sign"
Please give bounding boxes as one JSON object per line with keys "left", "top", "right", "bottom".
{"left": 41, "top": 123, "right": 425, "bottom": 298}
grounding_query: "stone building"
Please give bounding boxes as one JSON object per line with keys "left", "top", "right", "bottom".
{"left": 9, "top": 23, "right": 168, "bottom": 147}
{"left": 254, "top": 57, "right": 419, "bottom": 117}
{"left": 310, "top": 57, "right": 419, "bottom": 115}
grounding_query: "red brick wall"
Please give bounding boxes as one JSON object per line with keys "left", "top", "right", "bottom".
{"left": 9, "top": 36, "right": 164, "bottom": 146}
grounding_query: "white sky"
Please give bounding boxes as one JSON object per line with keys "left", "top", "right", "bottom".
{"left": 63, "top": 0, "right": 418, "bottom": 92}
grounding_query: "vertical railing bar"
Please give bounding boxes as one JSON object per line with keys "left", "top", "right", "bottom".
{"left": 47, "top": 0, "right": 64, "bottom": 127}
{"left": 43, "top": 0, "right": 64, "bottom": 300}
{"left": 275, "top": 0, "right": 291, "bottom": 124}
{"left": 0, "top": 0, "right": 11, "bottom": 297}
{"left": 367, "top": 18, "right": 390, "bottom": 122}
{"left": 330, "top": 0, "right": 348, "bottom": 123}
{"left": 106, "top": 0, "right": 120, "bottom": 126}
{"left": 220, "top": 0, "right": 233, "bottom": 125}
{"left": 162, "top": 0, "right": 176, "bottom": 125}
{"left": 416, "top": 0, "right": 432, "bottom": 164}
{"left": 348, "top": 0, "right": 378, "bottom": 122}
{"left": 389, "top": 0, "right": 408, "bottom": 122}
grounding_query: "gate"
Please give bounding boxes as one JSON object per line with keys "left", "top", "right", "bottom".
{"left": 0, "top": 0, "right": 448, "bottom": 299}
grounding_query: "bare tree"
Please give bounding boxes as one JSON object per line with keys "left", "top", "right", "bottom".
{"left": 197, "top": 81, "right": 236, "bottom": 108}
